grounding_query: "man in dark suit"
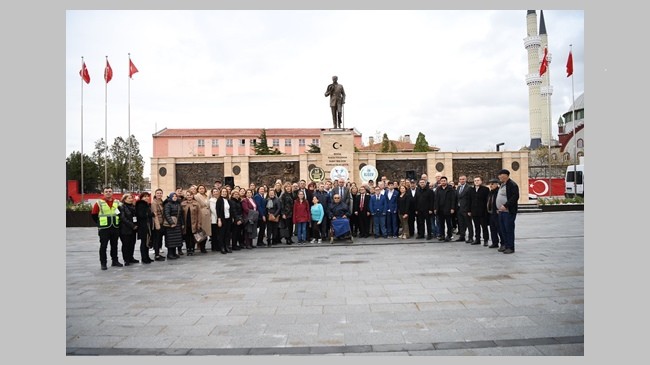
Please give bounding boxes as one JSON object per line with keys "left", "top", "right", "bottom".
{"left": 369, "top": 185, "right": 388, "bottom": 238}
{"left": 353, "top": 186, "right": 371, "bottom": 238}
{"left": 470, "top": 176, "right": 490, "bottom": 245}
{"left": 434, "top": 177, "right": 456, "bottom": 242}
{"left": 254, "top": 186, "right": 268, "bottom": 246}
{"left": 455, "top": 175, "right": 474, "bottom": 243}
{"left": 333, "top": 178, "right": 350, "bottom": 207}
{"left": 414, "top": 179, "right": 435, "bottom": 240}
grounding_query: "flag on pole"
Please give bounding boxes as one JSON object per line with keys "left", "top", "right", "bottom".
{"left": 539, "top": 47, "right": 548, "bottom": 76}
{"left": 129, "top": 59, "right": 139, "bottom": 79}
{"left": 566, "top": 50, "right": 573, "bottom": 77}
{"left": 79, "top": 62, "right": 90, "bottom": 84}
{"left": 104, "top": 59, "right": 113, "bottom": 83}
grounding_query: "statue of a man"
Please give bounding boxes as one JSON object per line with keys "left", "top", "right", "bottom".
{"left": 324, "top": 75, "right": 346, "bottom": 129}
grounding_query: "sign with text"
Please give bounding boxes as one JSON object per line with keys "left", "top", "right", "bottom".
{"left": 359, "top": 165, "right": 378, "bottom": 183}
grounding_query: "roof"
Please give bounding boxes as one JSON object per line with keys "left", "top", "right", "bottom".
{"left": 357, "top": 140, "right": 440, "bottom": 152}
{"left": 568, "top": 93, "right": 584, "bottom": 111}
{"left": 154, "top": 128, "right": 361, "bottom": 137}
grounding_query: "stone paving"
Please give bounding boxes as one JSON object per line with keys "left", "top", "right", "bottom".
{"left": 66, "top": 211, "right": 584, "bottom": 356}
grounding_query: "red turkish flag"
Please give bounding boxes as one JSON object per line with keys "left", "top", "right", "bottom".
{"left": 79, "top": 62, "right": 90, "bottom": 84}
{"left": 129, "top": 59, "right": 139, "bottom": 79}
{"left": 528, "top": 178, "right": 566, "bottom": 197}
{"left": 104, "top": 59, "right": 113, "bottom": 83}
{"left": 539, "top": 47, "right": 548, "bottom": 76}
{"left": 566, "top": 50, "right": 573, "bottom": 77}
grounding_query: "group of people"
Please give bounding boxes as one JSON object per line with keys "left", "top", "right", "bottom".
{"left": 91, "top": 169, "right": 519, "bottom": 270}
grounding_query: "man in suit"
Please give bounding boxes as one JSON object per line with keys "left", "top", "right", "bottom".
{"left": 333, "top": 178, "right": 350, "bottom": 207}
{"left": 407, "top": 179, "right": 417, "bottom": 238}
{"left": 353, "top": 186, "right": 371, "bottom": 238}
{"left": 324, "top": 75, "right": 346, "bottom": 128}
{"left": 385, "top": 181, "right": 399, "bottom": 238}
{"left": 369, "top": 185, "right": 388, "bottom": 238}
{"left": 470, "top": 176, "right": 490, "bottom": 245}
{"left": 434, "top": 177, "right": 456, "bottom": 242}
{"left": 455, "top": 175, "right": 474, "bottom": 243}
{"left": 414, "top": 179, "right": 435, "bottom": 240}
{"left": 254, "top": 186, "right": 268, "bottom": 246}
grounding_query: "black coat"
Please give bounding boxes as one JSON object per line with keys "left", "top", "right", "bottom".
{"left": 470, "top": 185, "right": 490, "bottom": 217}
{"left": 119, "top": 203, "right": 138, "bottom": 236}
{"left": 414, "top": 187, "right": 434, "bottom": 214}
{"left": 397, "top": 193, "right": 412, "bottom": 216}
{"left": 135, "top": 200, "right": 153, "bottom": 241}
{"left": 434, "top": 185, "right": 457, "bottom": 215}
{"left": 229, "top": 198, "right": 244, "bottom": 225}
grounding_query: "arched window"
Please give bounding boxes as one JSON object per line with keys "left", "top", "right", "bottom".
{"left": 577, "top": 138, "right": 584, "bottom": 148}
{"left": 552, "top": 153, "right": 558, "bottom": 161}
{"left": 563, "top": 152, "right": 571, "bottom": 161}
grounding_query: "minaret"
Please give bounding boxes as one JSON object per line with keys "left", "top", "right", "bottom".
{"left": 524, "top": 10, "right": 553, "bottom": 148}
{"left": 538, "top": 10, "right": 553, "bottom": 147}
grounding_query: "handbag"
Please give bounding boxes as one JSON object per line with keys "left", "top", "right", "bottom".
{"left": 193, "top": 229, "right": 207, "bottom": 242}
{"left": 268, "top": 213, "right": 279, "bottom": 222}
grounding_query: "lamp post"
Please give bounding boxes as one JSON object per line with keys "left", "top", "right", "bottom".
{"left": 496, "top": 143, "right": 505, "bottom": 152}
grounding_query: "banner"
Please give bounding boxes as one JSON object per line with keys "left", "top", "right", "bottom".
{"left": 528, "top": 178, "right": 565, "bottom": 197}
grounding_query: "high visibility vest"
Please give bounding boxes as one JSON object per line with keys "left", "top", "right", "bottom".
{"left": 98, "top": 200, "right": 120, "bottom": 229}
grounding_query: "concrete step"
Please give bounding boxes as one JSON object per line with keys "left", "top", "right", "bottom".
{"left": 519, "top": 203, "right": 542, "bottom": 213}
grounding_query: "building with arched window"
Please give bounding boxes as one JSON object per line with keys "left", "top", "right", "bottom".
{"left": 557, "top": 93, "right": 584, "bottom": 164}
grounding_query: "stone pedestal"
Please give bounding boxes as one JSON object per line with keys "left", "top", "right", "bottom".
{"left": 320, "top": 129, "right": 355, "bottom": 181}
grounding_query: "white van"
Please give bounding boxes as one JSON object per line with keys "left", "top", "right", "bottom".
{"left": 565, "top": 163, "right": 584, "bottom": 198}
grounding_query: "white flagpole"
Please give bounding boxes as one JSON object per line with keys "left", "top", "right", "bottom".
{"left": 570, "top": 44, "right": 578, "bottom": 198}
{"left": 128, "top": 53, "right": 132, "bottom": 192}
{"left": 80, "top": 56, "right": 85, "bottom": 204}
{"left": 104, "top": 55, "right": 108, "bottom": 186}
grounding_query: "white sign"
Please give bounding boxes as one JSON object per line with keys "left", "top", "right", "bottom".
{"left": 359, "top": 165, "right": 378, "bottom": 183}
{"left": 330, "top": 166, "right": 350, "bottom": 181}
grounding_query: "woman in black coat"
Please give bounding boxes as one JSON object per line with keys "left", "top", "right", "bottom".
{"left": 135, "top": 192, "right": 154, "bottom": 263}
{"left": 119, "top": 193, "right": 139, "bottom": 265}
{"left": 163, "top": 192, "right": 184, "bottom": 259}
{"left": 397, "top": 185, "right": 412, "bottom": 239}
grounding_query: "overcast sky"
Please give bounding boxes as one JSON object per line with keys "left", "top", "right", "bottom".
{"left": 66, "top": 10, "right": 584, "bottom": 179}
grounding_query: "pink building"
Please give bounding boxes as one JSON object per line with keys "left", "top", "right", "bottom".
{"left": 153, "top": 128, "right": 363, "bottom": 157}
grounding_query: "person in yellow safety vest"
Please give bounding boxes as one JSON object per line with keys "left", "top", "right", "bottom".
{"left": 91, "top": 187, "right": 123, "bottom": 270}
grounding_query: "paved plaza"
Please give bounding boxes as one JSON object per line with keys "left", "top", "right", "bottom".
{"left": 66, "top": 211, "right": 584, "bottom": 356}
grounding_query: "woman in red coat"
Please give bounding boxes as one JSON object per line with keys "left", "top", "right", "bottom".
{"left": 292, "top": 190, "right": 311, "bottom": 244}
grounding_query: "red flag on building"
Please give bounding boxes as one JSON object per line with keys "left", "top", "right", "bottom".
{"left": 129, "top": 59, "right": 139, "bottom": 79}
{"left": 79, "top": 62, "right": 90, "bottom": 84}
{"left": 566, "top": 50, "right": 573, "bottom": 77}
{"left": 104, "top": 59, "right": 113, "bottom": 83}
{"left": 539, "top": 47, "right": 548, "bottom": 76}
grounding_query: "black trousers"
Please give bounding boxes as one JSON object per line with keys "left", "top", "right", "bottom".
{"left": 120, "top": 232, "right": 136, "bottom": 262}
{"left": 408, "top": 209, "right": 416, "bottom": 237}
{"left": 231, "top": 222, "right": 244, "bottom": 248}
{"left": 457, "top": 210, "right": 473, "bottom": 239}
{"left": 257, "top": 218, "right": 267, "bottom": 244}
{"left": 152, "top": 228, "right": 164, "bottom": 256}
{"left": 416, "top": 212, "right": 432, "bottom": 238}
{"left": 489, "top": 213, "right": 502, "bottom": 245}
{"left": 218, "top": 219, "right": 232, "bottom": 250}
{"left": 357, "top": 212, "right": 370, "bottom": 237}
{"left": 266, "top": 220, "right": 279, "bottom": 243}
{"left": 472, "top": 215, "right": 489, "bottom": 242}
{"left": 98, "top": 227, "right": 120, "bottom": 264}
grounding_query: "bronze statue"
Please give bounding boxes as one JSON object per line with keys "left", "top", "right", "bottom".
{"left": 324, "top": 75, "right": 346, "bottom": 128}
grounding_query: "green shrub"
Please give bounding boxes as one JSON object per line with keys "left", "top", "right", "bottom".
{"left": 67, "top": 202, "right": 92, "bottom": 211}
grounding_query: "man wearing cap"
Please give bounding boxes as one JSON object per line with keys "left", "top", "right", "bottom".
{"left": 486, "top": 178, "right": 503, "bottom": 249}
{"left": 496, "top": 169, "right": 519, "bottom": 254}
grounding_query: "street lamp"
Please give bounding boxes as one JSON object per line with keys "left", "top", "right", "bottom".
{"left": 496, "top": 143, "right": 505, "bottom": 152}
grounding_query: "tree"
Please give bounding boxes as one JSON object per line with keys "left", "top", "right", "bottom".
{"left": 66, "top": 151, "right": 102, "bottom": 193}
{"left": 389, "top": 141, "right": 397, "bottom": 153}
{"left": 108, "top": 135, "right": 146, "bottom": 192}
{"left": 307, "top": 143, "right": 321, "bottom": 153}
{"left": 413, "top": 132, "right": 430, "bottom": 152}
{"left": 381, "top": 133, "right": 390, "bottom": 152}
{"left": 253, "top": 129, "right": 281, "bottom": 155}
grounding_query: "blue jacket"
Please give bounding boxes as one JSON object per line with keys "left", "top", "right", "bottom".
{"left": 385, "top": 189, "right": 398, "bottom": 214}
{"left": 369, "top": 193, "right": 387, "bottom": 215}
{"left": 254, "top": 193, "right": 267, "bottom": 217}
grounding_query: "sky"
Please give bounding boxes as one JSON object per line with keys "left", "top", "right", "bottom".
{"left": 66, "top": 10, "right": 584, "bottom": 180}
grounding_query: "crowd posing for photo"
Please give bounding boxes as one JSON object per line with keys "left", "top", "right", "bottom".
{"left": 91, "top": 170, "right": 519, "bottom": 270}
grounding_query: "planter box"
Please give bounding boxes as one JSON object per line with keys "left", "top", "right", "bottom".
{"left": 66, "top": 211, "right": 96, "bottom": 227}
{"left": 539, "top": 204, "right": 584, "bottom": 212}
